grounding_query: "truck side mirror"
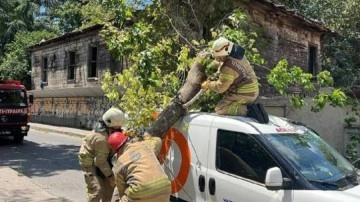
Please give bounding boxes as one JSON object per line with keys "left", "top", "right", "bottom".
{"left": 29, "top": 94, "right": 34, "bottom": 104}
{"left": 265, "top": 167, "right": 283, "bottom": 191}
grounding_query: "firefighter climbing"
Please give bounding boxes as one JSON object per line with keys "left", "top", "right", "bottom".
{"left": 201, "top": 37, "right": 259, "bottom": 116}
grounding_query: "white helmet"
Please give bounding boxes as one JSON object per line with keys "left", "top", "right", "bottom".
{"left": 102, "top": 107, "right": 128, "bottom": 128}
{"left": 211, "top": 37, "right": 233, "bottom": 57}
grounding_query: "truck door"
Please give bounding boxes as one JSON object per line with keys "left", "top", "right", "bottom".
{"left": 162, "top": 120, "right": 212, "bottom": 202}
{"left": 206, "top": 128, "right": 293, "bottom": 202}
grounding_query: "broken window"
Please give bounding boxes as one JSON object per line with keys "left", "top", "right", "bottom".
{"left": 88, "top": 46, "right": 98, "bottom": 78}
{"left": 42, "top": 57, "right": 48, "bottom": 82}
{"left": 308, "top": 45, "right": 318, "bottom": 77}
{"left": 50, "top": 53, "right": 56, "bottom": 68}
{"left": 68, "top": 51, "right": 76, "bottom": 80}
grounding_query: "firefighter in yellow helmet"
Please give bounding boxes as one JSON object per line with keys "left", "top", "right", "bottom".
{"left": 108, "top": 131, "right": 171, "bottom": 202}
{"left": 78, "top": 107, "right": 128, "bottom": 202}
{"left": 201, "top": 37, "right": 259, "bottom": 115}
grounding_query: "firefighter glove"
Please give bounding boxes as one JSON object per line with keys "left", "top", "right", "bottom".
{"left": 123, "top": 129, "right": 135, "bottom": 138}
{"left": 108, "top": 174, "right": 116, "bottom": 187}
{"left": 201, "top": 81, "right": 210, "bottom": 90}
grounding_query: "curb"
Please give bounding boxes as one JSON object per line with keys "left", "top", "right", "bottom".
{"left": 29, "top": 125, "right": 87, "bottom": 139}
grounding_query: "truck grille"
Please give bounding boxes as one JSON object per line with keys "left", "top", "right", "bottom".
{"left": 0, "top": 114, "right": 27, "bottom": 124}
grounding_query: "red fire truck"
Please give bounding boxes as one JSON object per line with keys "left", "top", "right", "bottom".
{"left": 0, "top": 80, "right": 33, "bottom": 144}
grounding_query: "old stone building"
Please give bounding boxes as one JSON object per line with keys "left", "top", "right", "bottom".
{"left": 30, "top": 24, "right": 123, "bottom": 129}
{"left": 30, "top": 0, "right": 332, "bottom": 130}
{"left": 242, "top": 0, "right": 332, "bottom": 96}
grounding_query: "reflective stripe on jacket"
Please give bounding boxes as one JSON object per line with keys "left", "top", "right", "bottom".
{"left": 78, "top": 130, "right": 113, "bottom": 177}
{"left": 113, "top": 141, "right": 171, "bottom": 200}
{"left": 209, "top": 56, "right": 258, "bottom": 95}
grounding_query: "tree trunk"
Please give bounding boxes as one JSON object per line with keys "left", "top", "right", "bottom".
{"left": 147, "top": 57, "right": 207, "bottom": 138}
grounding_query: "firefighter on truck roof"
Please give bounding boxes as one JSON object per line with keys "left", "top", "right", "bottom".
{"left": 201, "top": 37, "right": 259, "bottom": 116}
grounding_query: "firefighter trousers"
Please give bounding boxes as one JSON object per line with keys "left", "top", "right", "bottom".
{"left": 82, "top": 166, "right": 114, "bottom": 202}
{"left": 215, "top": 90, "right": 259, "bottom": 116}
{"left": 112, "top": 193, "right": 170, "bottom": 202}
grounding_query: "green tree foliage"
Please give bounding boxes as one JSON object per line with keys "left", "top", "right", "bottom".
{"left": 267, "top": 59, "right": 346, "bottom": 111}
{"left": 0, "top": 0, "right": 59, "bottom": 85}
{"left": 55, "top": 0, "right": 114, "bottom": 32}
{"left": 100, "top": 1, "right": 187, "bottom": 128}
{"left": 55, "top": 1, "right": 83, "bottom": 32}
{"left": 0, "top": 30, "right": 57, "bottom": 88}
{"left": 99, "top": 1, "right": 264, "bottom": 128}
{"left": 99, "top": 1, "right": 348, "bottom": 129}
{"left": 0, "top": 0, "right": 40, "bottom": 54}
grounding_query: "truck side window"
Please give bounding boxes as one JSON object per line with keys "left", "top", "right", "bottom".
{"left": 216, "top": 130, "right": 277, "bottom": 183}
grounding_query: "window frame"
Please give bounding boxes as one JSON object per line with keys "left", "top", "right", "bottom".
{"left": 308, "top": 44, "right": 318, "bottom": 77}
{"left": 88, "top": 46, "right": 98, "bottom": 78}
{"left": 215, "top": 129, "right": 280, "bottom": 184}
{"left": 42, "top": 56, "right": 48, "bottom": 83}
{"left": 67, "top": 51, "right": 76, "bottom": 80}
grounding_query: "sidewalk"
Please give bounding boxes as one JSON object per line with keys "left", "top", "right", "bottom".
{"left": 0, "top": 123, "right": 89, "bottom": 202}
{"left": 0, "top": 167, "right": 59, "bottom": 201}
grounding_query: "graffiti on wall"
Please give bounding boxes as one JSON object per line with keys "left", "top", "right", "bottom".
{"left": 31, "top": 96, "right": 113, "bottom": 129}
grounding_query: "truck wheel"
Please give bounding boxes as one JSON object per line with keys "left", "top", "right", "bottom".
{"left": 13, "top": 135, "right": 24, "bottom": 144}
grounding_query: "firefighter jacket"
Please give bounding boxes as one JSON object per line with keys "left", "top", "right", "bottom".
{"left": 113, "top": 140, "right": 171, "bottom": 200}
{"left": 209, "top": 56, "right": 258, "bottom": 96}
{"left": 78, "top": 130, "right": 113, "bottom": 178}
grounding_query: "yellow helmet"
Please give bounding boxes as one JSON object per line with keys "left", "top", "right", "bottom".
{"left": 102, "top": 107, "right": 128, "bottom": 128}
{"left": 211, "top": 37, "right": 233, "bottom": 57}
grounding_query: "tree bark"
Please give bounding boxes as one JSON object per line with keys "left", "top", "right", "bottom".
{"left": 147, "top": 57, "right": 207, "bottom": 138}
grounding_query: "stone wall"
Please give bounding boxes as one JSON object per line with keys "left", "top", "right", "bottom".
{"left": 30, "top": 96, "right": 113, "bottom": 129}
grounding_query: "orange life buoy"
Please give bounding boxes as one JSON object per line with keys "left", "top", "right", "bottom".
{"left": 158, "top": 128, "right": 191, "bottom": 193}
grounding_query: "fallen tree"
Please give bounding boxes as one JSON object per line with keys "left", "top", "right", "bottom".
{"left": 146, "top": 54, "right": 209, "bottom": 138}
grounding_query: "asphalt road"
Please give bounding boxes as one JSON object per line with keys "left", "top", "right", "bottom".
{"left": 0, "top": 129, "right": 87, "bottom": 202}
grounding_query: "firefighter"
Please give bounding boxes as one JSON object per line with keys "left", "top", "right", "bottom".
{"left": 108, "top": 131, "right": 171, "bottom": 202}
{"left": 78, "top": 107, "right": 128, "bottom": 202}
{"left": 201, "top": 37, "right": 259, "bottom": 116}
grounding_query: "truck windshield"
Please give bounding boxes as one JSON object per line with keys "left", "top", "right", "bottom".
{"left": 0, "top": 89, "right": 27, "bottom": 108}
{"left": 264, "top": 129, "right": 358, "bottom": 190}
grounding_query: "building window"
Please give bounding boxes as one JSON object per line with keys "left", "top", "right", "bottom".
{"left": 68, "top": 51, "right": 76, "bottom": 80}
{"left": 308, "top": 45, "right": 318, "bottom": 76}
{"left": 88, "top": 46, "right": 97, "bottom": 78}
{"left": 50, "top": 53, "right": 56, "bottom": 68}
{"left": 42, "top": 57, "right": 48, "bottom": 82}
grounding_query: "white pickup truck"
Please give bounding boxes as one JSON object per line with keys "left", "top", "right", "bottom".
{"left": 159, "top": 112, "right": 360, "bottom": 202}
